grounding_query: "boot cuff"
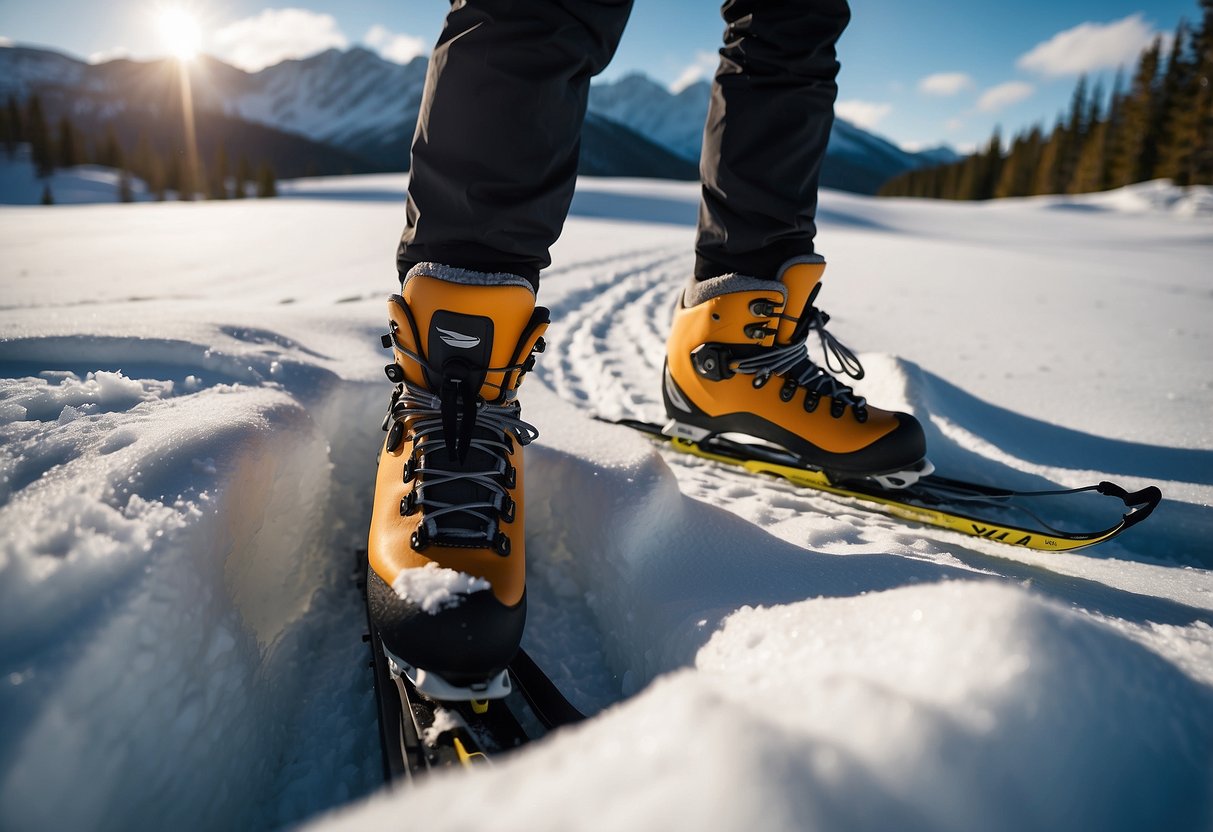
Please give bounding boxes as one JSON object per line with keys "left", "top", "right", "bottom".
{"left": 777, "top": 253, "right": 826, "bottom": 273}
{"left": 403, "top": 262, "right": 535, "bottom": 294}
{"left": 681, "top": 273, "right": 786, "bottom": 308}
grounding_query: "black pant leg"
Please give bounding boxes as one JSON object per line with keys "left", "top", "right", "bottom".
{"left": 694, "top": 0, "right": 851, "bottom": 280}
{"left": 398, "top": 0, "right": 634, "bottom": 288}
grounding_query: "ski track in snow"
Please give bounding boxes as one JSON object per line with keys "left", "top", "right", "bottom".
{"left": 1, "top": 176, "right": 1211, "bottom": 832}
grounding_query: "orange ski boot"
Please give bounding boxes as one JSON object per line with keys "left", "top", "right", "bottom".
{"left": 367, "top": 264, "right": 549, "bottom": 699}
{"left": 662, "top": 256, "right": 928, "bottom": 486}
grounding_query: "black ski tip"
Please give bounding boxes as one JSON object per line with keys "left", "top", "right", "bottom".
{"left": 510, "top": 648, "right": 586, "bottom": 728}
{"left": 1096, "top": 481, "right": 1163, "bottom": 529}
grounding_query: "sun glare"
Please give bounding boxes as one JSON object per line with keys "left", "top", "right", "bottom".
{"left": 157, "top": 7, "right": 203, "bottom": 61}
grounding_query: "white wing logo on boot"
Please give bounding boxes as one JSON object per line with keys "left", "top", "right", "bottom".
{"left": 665, "top": 366, "right": 692, "bottom": 413}
{"left": 436, "top": 327, "right": 481, "bottom": 349}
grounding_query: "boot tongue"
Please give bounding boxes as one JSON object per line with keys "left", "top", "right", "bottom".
{"left": 401, "top": 274, "right": 537, "bottom": 399}
{"left": 394, "top": 275, "right": 537, "bottom": 541}
{"left": 775, "top": 261, "right": 826, "bottom": 345}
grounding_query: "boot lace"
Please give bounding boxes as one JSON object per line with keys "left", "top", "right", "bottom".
{"left": 384, "top": 344, "right": 540, "bottom": 554}
{"left": 733, "top": 302, "right": 869, "bottom": 420}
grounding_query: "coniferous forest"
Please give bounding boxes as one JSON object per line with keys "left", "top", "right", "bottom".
{"left": 0, "top": 47, "right": 306, "bottom": 205}
{"left": 0, "top": 89, "right": 278, "bottom": 203}
{"left": 880, "top": 0, "right": 1213, "bottom": 199}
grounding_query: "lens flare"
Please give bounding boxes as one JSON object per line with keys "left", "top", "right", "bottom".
{"left": 157, "top": 7, "right": 202, "bottom": 61}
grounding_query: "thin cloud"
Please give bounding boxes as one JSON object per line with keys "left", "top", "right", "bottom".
{"left": 835, "top": 100, "right": 892, "bottom": 130}
{"left": 976, "top": 81, "right": 1034, "bottom": 113}
{"left": 0, "top": 36, "right": 13, "bottom": 47}
{"left": 211, "top": 8, "right": 348, "bottom": 73}
{"left": 670, "top": 51, "right": 718, "bottom": 93}
{"left": 365, "top": 24, "right": 427, "bottom": 64}
{"left": 1017, "top": 14, "right": 1159, "bottom": 77}
{"left": 918, "top": 72, "right": 974, "bottom": 97}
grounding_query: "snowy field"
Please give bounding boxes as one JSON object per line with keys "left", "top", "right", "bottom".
{"left": 1, "top": 173, "right": 1212, "bottom": 832}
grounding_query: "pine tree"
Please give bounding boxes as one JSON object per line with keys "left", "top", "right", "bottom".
{"left": 145, "top": 151, "right": 167, "bottom": 201}
{"left": 256, "top": 162, "right": 278, "bottom": 198}
{"left": 26, "top": 95, "right": 54, "bottom": 178}
{"left": 1162, "top": 1, "right": 1213, "bottom": 184}
{"left": 1067, "top": 82, "right": 1106, "bottom": 193}
{"left": 1109, "top": 37, "right": 1162, "bottom": 187}
{"left": 996, "top": 128, "right": 1043, "bottom": 198}
{"left": 1032, "top": 117, "right": 1065, "bottom": 195}
{"left": 56, "top": 115, "right": 83, "bottom": 168}
{"left": 164, "top": 153, "right": 182, "bottom": 199}
{"left": 97, "top": 123, "right": 124, "bottom": 170}
{"left": 178, "top": 155, "right": 196, "bottom": 201}
{"left": 1192, "top": 0, "right": 1213, "bottom": 183}
{"left": 1054, "top": 76, "right": 1090, "bottom": 191}
{"left": 983, "top": 128, "right": 1005, "bottom": 199}
{"left": 941, "top": 157, "right": 963, "bottom": 198}
{"left": 5, "top": 95, "right": 22, "bottom": 153}
{"left": 130, "top": 132, "right": 154, "bottom": 187}
{"left": 41, "top": 184, "right": 54, "bottom": 205}
{"left": 235, "top": 156, "right": 252, "bottom": 198}
{"left": 132, "top": 140, "right": 167, "bottom": 201}
{"left": 118, "top": 170, "right": 135, "bottom": 203}
{"left": 1100, "top": 70, "right": 1128, "bottom": 190}
{"left": 994, "top": 133, "right": 1021, "bottom": 198}
{"left": 1070, "top": 120, "right": 1109, "bottom": 193}
{"left": 0, "top": 99, "right": 13, "bottom": 158}
{"left": 209, "top": 143, "right": 230, "bottom": 199}
{"left": 1150, "top": 21, "right": 1192, "bottom": 183}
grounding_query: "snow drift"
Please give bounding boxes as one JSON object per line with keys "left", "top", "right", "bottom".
{"left": 1, "top": 175, "right": 1210, "bottom": 832}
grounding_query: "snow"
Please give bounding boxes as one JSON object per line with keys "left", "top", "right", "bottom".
{"left": 392, "top": 563, "right": 492, "bottom": 614}
{"left": 420, "top": 708, "right": 464, "bottom": 747}
{"left": 1, "top": 173, "right": 1211, "bottom": 832}
{"left": 0, "top": 146, "right": 150, "bottom": 205}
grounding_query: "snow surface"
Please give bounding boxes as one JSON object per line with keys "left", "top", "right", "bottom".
{"left": 1, "top": 174, "right": 1211, "bottom": 832}
{"left": 0, "top": 146, "right": 151, "bottom": 206}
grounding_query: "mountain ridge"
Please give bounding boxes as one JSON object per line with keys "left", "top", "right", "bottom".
{"left": 0, "top": 43, "right": 955, "bottom": 191}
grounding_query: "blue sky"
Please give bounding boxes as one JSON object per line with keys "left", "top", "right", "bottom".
{"left": 0, "top": 1, "right": 1199, "bottom": 152}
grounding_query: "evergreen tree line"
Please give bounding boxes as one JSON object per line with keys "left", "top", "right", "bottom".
{"left": 0, "top": 93, "right": 278, "bottom": 204}
{"left": 881, "top": 1, "right": 1213, "bottom": 200}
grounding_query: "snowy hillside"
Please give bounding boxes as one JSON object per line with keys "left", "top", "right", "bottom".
{"left": 1, "top": 176, "right": 1211, "bottom": 832}
{"left": 0, "top": 146, "right": 150, "bottom": 205}
{"left": 225, "top": 48, "right": 429, "bottom": 164}
{"left": 588, "top": 73, "right": 713, "bottom": 161}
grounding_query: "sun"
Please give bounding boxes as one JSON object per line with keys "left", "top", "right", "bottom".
{"left": 156, "top": 7, "right": 203, "bottom": 61}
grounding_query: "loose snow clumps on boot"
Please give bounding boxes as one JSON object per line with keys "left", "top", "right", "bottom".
{"left": 367, "top": 263, "right": 549, "bottom": 694}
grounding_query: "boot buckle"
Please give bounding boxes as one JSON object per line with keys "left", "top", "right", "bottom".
{"left": 691, "top": 344, "right": 735, "bottom": 381}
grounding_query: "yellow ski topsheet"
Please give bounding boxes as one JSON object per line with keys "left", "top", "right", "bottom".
{"left": 664, "top": 437, "right": 1132, "bottom": 553}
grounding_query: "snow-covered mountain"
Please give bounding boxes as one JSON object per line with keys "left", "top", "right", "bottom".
{"left": 1, "top": 44, "right": 950, "bottom": 191}
{"left": 588, "top": 73, "right": 712, "bottom": 162}
{"left": 587, "top": 71, "right": 958, "bottom": 192}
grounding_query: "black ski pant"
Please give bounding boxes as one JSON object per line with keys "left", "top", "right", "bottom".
{"left": 398, "top": 0, "right": 851, "bottom": 288}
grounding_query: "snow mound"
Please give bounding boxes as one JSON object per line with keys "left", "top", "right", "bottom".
{"left": 391, "top": 563, "right": 492, "bottom": 613}
{"left": 0, "top": 348, "right": 383, "bottom": 831}
{"left": 0, "top": 147, "right": 148, "bottom": 205}
{"left": 1064, "top": 179, "right": 1213, "bottom": 217}
{"left": 0, "top": 369, "right": 179, "bottom": 423}
{"left": 317, "top": 581, "right": 1213, "bottom": 832}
